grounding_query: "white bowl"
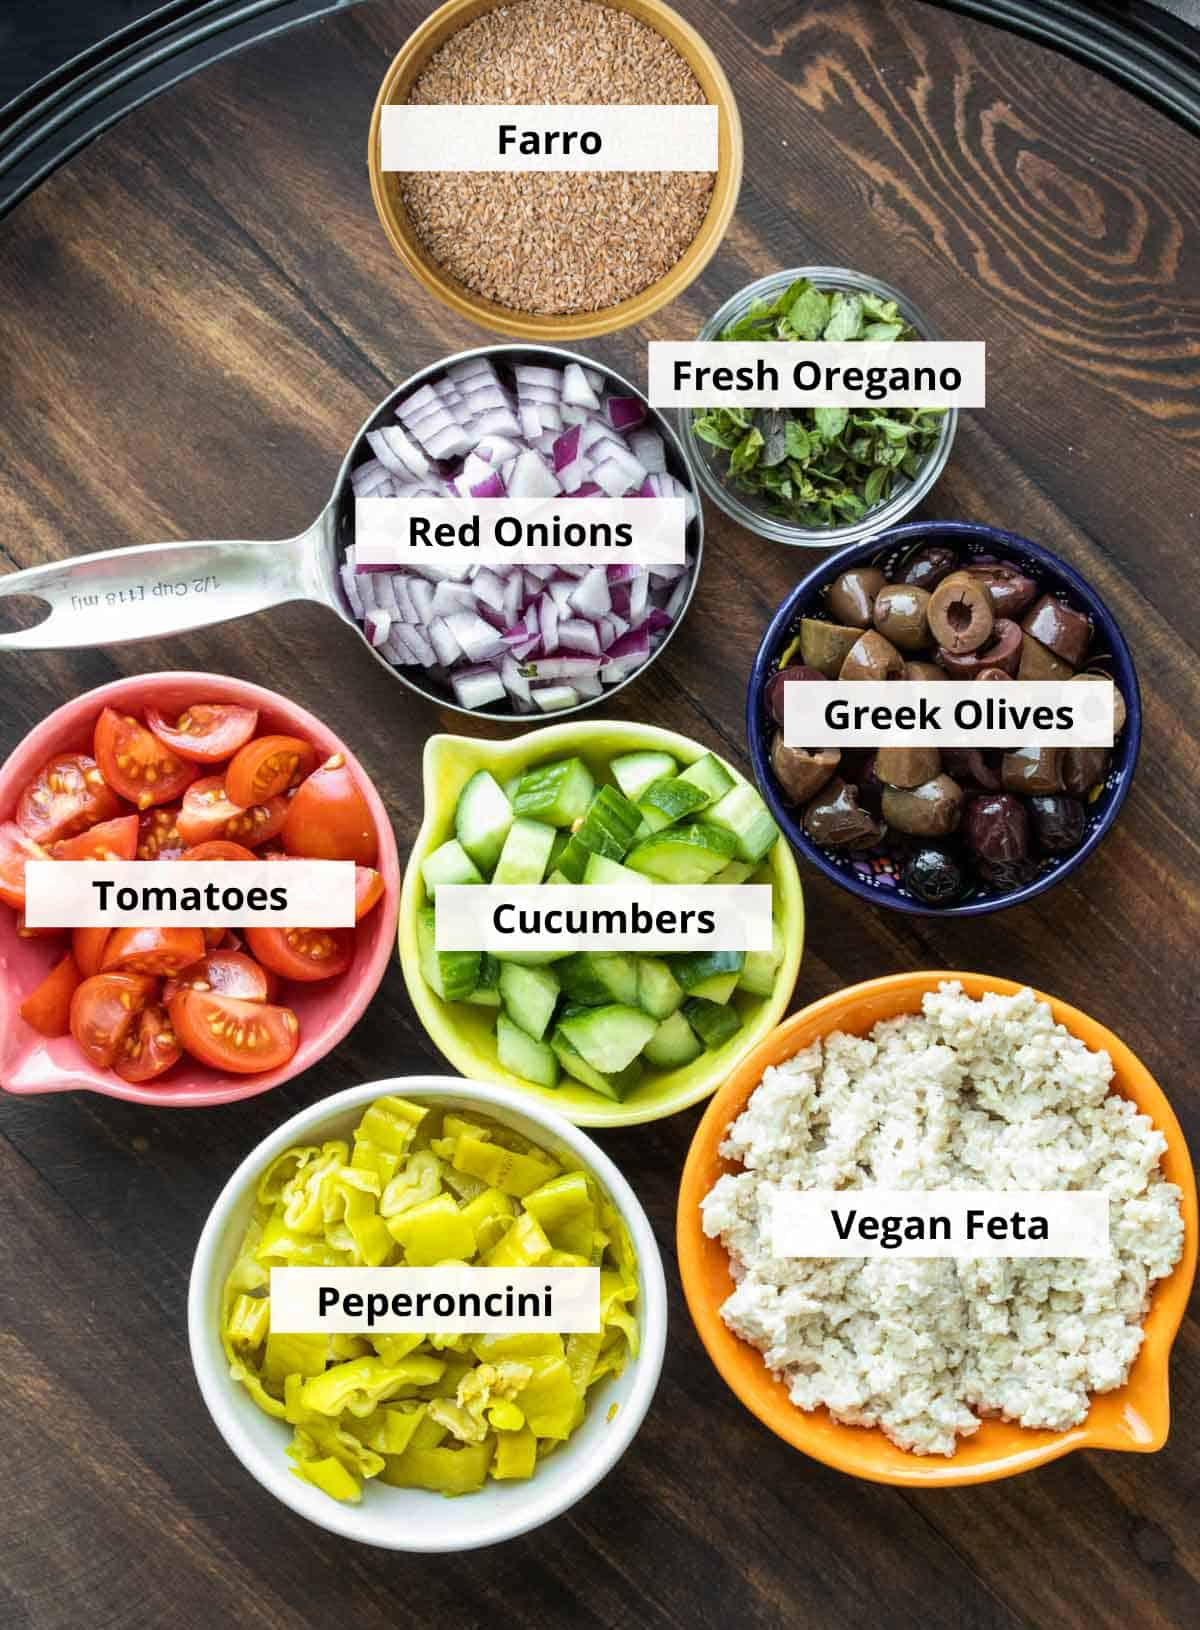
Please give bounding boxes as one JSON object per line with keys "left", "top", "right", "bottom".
{"left": 188, "top": 1076, "right": 668, "bottom": 1551}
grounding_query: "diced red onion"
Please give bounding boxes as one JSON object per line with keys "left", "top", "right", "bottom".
{"left": 606, "top": 395, "right": 647, "bottom": 433}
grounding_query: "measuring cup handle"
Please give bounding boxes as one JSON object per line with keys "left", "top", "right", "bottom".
{"left": 0, "top": 529, "right": 332, "bottom": 651}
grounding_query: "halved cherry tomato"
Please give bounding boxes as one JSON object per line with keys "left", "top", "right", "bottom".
{"left": 16, "top": 753, "right": 120, "bottom": 843}
{"left": 114, "top": 1003, "right": 182, "bottom": 1083}
{"left": 50, "top": 813, "right": 140, "bottom": 862}
{"left": 225, "top": 735, "right": 316, "bottom": 808}
{"left": 282, "top": 753, "right": 376, "bottom": 865}
{"left": 102, "top": 925, "right": 207, "bottom": 977}
{"left": 144, "top": 701, "right": 259, "bottom": 765}
{"left": 138, "top": 804, "right": 186, "bottom": 861}
{"left": 69, "top": 972, "right": 157, "bottom": 1068}
{"left": 168, "top": 988, "right": 299, "bottom": 1074}
{"left": 19, "top": 952, "right": 82, "bottom": 1037}
{"left": 354, "top": 866, "right": 385, "bottom": 921}
{"left": 164, "top": 950, "right": 277, "bottom": 1004}
{"left": 244, "top": 925, "right": 354, "bottom": 983}
{"left": 178, "top": 839, "right": 257, "bottom": 862}
{"left": 0, "top": 822, "right": 50, "bottom": 910}
{"left": 177, "top": 777, "right": 288, "bottom": 848}
{"left": 73, "top": 925, "right": 111, "bottom": 977}
{"left": 94, "top": 707, "right": 197, "bottom": 810}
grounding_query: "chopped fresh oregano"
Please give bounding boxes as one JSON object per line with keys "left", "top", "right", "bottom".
{"left": 693, "top": 278, "right": 947, "bottom": 530}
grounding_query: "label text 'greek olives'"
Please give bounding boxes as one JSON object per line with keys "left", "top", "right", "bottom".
{"left": 23, "top": 860, "right": 356, "bottom": 928}
{"left": 270, "top": 1267, "right": 601, "bottom": 1332}
{"left": 782, "top": 681, "right": 1115, "bottom": 749}
{"left": 770, "top": 1191, "right": 1110, "bottom": 1259}
{"left": 435, "top": 884, "right": 774, "bottom": 954}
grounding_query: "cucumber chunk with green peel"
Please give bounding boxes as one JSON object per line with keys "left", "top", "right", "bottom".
{"left": 643, "top": 1009, "right": 704, "bottom": 1069}
{"left": 684, "top": 996, "right": 744, "bottom": 1049}
{"left": 688, "top": 971, "right": 740, "bottom": 1004}
{"left": 708, "top": 860, "right": 756, "bottom": 885}
{"left": 559, "top": 951, "right": 638, "bottom": 1007}
{"left": 635, "top": 777, "right": 709, "bottom": 834}
{"left": 668, "top": 950, "right": 746, "bottom": 992}
{"left": 550, "top": 1032, "right": 643, "bottom": 1101}
{"left": 704, "top": 782, "right": 781, "bottom": 864}
{"left": 557, "top": 1004, "right": 658, "bottom": 1074}
{"left": 417, "top": 909, "right": 481, "bottom": 1002}
{"left": 421, "top": 838, "right": 484, "bottom": 900}
{"left": 738, "top": 922, "right": 785, "bottom": 997}
{"left": 492, "top": 817, "right": 557, "bottom": 885}
{"left": 610, "top": 750, "right": 678, "bottom": 803}
{"left": 547, "top": 830, "right": 570, "bottom": 872}
{"left": 496, "top": 1013, "right": 560, "bottom": 1088}
{"left": 493, "top": 947, "right": 570, "bottom": 966}
{"left": 498, "top": 961, "right": 560, "bottom": 1041}
{"left": 576, "top": 786, "right": 642, "bottom": 854}
{"left": 677, "top": 753, "right": 737, "bottom": 808}
{"left": 512, "top": 757, "right": 594, "bottom": 827}
{"left": 635, "top": 956, "right": 684, "bottom": 1020}
{"left": 502, "top": 773, "right": 524, "bottom": 804}
{"left": 454, "top": 770, "right": 514, "bottom": 873}
{"left": 466, "top": 952, "right": 502, "bottom": 1007}
{"left": 624, "top": 823, "right": 737, "bottom": 883}
{"left": 582, "top": 853, "right": 644, "bottom": 887}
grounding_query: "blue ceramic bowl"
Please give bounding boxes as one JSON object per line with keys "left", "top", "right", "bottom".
{"left": 747, "top": 521, "right": 1141, "bottom": 918}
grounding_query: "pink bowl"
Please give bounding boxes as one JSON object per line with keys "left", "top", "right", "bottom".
{"left": 0, "top": 673, "right": 400, "bottom": 1108}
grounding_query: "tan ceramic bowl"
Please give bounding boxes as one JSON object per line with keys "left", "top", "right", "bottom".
{"left": 368, "top": 0, "right": 743, "bottom": 339}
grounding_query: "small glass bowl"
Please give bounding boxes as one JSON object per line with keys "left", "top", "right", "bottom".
{"left": 680, "top": 267, "right": 958, "bottom": 549}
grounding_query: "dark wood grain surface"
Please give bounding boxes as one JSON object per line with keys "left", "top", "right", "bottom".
{"left": 1, "top": 1, "right": 1198, "bottom": 1625}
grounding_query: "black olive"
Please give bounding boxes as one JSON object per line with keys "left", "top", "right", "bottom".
{"left": 1028, "top": 794, "right": 1087, "bottom": 854}
{"left": 902, "top": 847, "right": 965, "bottom": 906}
{"left": 964, "top": 793, "right": 1029, "bottom": 861}
{"left": 977, "top": 857, "right": 1039, "bottom": 890}
{"left": 894, "top": 543, "right": 957, "bottom": 591}
{"left": 764, "top": 665, "right": 827, "bottom": 726}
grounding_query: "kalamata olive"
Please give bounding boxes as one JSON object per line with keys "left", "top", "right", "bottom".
{"left": 1017, "top": 631, "right": 1075, "bottom": 681}
{"left": 1022, "top": 596, "right": 1092, "bottom": 667}
{"left": 928, "top": 573, "right": 995, "bottom": 655}
{"left": 942, "top": 747, "right": 1001, "bottom": 789}
{"left": 977, "top": 857, "right": 1038, "bottom": 891}
{"left": 895, "top": 543, "right": 958, "bottom": 592}
{"left": 902, "top": 660, "right": 947, "bottom": 682}
{"left": 902, "top": 847, "right": 965, "bottom": 906}
{"left": 1028, "top": 794, "right": 1087, "bottom": 853}
{"left": 839, "top": 630, "right": 905, "bottom": 681}
{"left": 803, "top": 779, "right": 884, "bottom": 849}
{"left": 828, "top": 567, "right": 886, "bottom": 629}
{"left": 765, "top": 665, "right": 827, "bottom": 726}
{"left": 1061, "top": 746, "right": 1111, "bottom": 797}
{"left": 876, "top": 745, "right": 942, "bottom": 788}
{"left": 937, "top": 619, "right": 1023, "bottom": 678}
{"left": 960, "top": 561, "right": 1038, "bottom": 619}
{"left": 844, "top": 752, "right": 885, "bottom": 818}
{"left": 800, "top": 618, "right": 862, "bottom": 678}
{"left": 771, "top": 735, "right": 841, "bottom": 805}
{"left": 1001, "top": 746, "right": 1063, "bottom": 795}
{"left": 964, "top": 792, "right": 1029, "bottom": 861}
{"left": 872, "top": 584, "right": 932, "bottom": 652}
{"left": 975, "top": 667, "right": 1012, "bottom": 682}
{"left": 1070, "top": 672, "right": 1126, "bottom": 736}
{"left": 881, "top": 774, "right": 964, "bottom": 837}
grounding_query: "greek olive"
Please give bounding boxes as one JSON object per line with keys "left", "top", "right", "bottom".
{"left": 942, "top": 747, "right": 1001, "bottom": 789}
{"left": 803, "top": 779, "right": 884, "bottom": 849}
{"left": 1001, "top": 746, "right": 1063, "bottom": 795}
{"left": 1017, "top": 631, "right": 1075, "bottom": 681}
{"left": 876, "top": 745, "right": 942, "bottom": 788}
{"left": 964, "top": 792, "right": 1029, "bottom": 861}
{"left": 765, "top": 665, "right": 827, "bottom": 726}
{"left": 800, "top": 618, "right": 862, "bottom": 678}
{"left": 928, "top": 573, "right": 995, "bottom": 655}
{"left": 975, "top": 667, "right": 1013, "bottom": 682}
{"left": 960, "top": 560, "right": 1038, "bottom": 619}
{"left": 1061, "top": 746, "right": 1110, "bottom": 797}
{"left": 771, "top": 734, "right": 841, "bottom": 805}
{"left": 1021, "top": 596, "right": 1092, "bottom": 667}
{"left": 1070, "top": 672, "right": 1126, "bottom": 736}
{"left": 828, "top": 567, "right": 886, "bottom": 629}
{"left": 839, "top": 630, "right": 905, "bottom": 682}
{"left": 895, "top": 543, "right": 958, "bottom": 591}
{"left": 1028, "top": 794, "right": 1087, "bottom": 854}
{"left": 977, "top": 857, "right": 1039, "bottom": 891}
{"left": 881, "top": 774, "right": 964, "bottom": 837}
{"left": 902, "top": 660, "right": 947, "bottom": 682}
{"left": 845, "top": 752, "right": 885, "bottom": 818}
{"left": 902, "top": 847, "right": 965, "bottom": 906}
{"left": 872, "top": 584, "right": 932, "bottom": 651}
{"left": 937, "top": 619, "right": 1023, "bottom": 678}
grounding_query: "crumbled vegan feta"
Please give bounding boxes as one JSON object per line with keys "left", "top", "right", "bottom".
{"left": 701, "top": 984, "right": 1185, "bottom": 1456}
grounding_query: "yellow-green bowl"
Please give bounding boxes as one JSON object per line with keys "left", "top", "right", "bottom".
{"left": 398, "top": 721, "right": 804, "bottom": 1127}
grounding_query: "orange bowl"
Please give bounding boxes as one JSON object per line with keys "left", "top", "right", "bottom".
{"left": 677, "top": 971, "right": 1197, "bottom": 1486}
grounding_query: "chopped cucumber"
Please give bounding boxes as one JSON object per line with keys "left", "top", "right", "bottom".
{"left": 669, "top": 950, "right": 746, "bottom": 992}
{"left": 643, "top": 1009, "right": 704, "bottom": 1069}
{"left": 550, "top": 1031, "right": 643, "bottom": 1101}
{"left": 496, "top": 1013, "right": 560, "bottom": 1088}
{"left": 689, "top": 972, "right": 740, "bottom": 1003}
{"left": 738, "top": 921, "right": 785, "bottom": 997}
{"left": 635, "top": 956, "right": 684, "bottom": 1020}
{"left": 502, "top": 773, "right": 524, "bottom": 804}
{"left": 557, "top": 1004, "right": 658, "bottom": 1074}
{"left": 625, "top": 823, "right": 737, "bottom": 883}
{"left": 492, "top": 817, "right": 557, "bottom": 885}
{"left": 455, "top": 770, "right": 513, "bottom": 873}
{"left": 498, "top": 961, "right": 560, "bottom": 1041}
{"left": 610, "top": 750, "right": 678, "bottom": 802}
{"left": 705, "top": 782, "right": 781, "bottom": 865}
{"left": 513, "top": 757, "right": 594, "bottom": 827}
{"left": 559, "top": 951, "right": 638, "bottom": 1007}
{"left": 466, "top": 952, "right": 502, "bottom": 1007}
{"left": 635, "top": 777, "right": 709, "bottom": 834}
{"left": 684, "top": 997, "right": 743, "bottom": 1049}
{"left": 582, "top": 853, "right": 644, "bottom": 887}
{"left": 677, "top": 753, "right": 736, "bottom": 808}
{"left": 421, "top": 838, "right": 483, "bottom": 900}
{"left": 493, "top": 947, "right": 570, "bottom": 966}
{"left": 417, "top": 909, "right": 481, "bottom": 1002}
{"left": 708, "top": 859, "right": 756, "bottom": 885}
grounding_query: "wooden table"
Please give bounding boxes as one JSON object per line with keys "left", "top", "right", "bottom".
{"left": 1, "top": 2, "right": 1197, "bottom": 1624}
